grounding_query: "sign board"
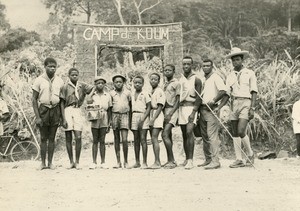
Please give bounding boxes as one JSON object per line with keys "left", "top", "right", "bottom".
{"left": 73, "top": 23, "right": 183, "bottom": 83}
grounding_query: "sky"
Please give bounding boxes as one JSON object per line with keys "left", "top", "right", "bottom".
{"left": 1, "top": 0, "right": 49, "bottom": 31}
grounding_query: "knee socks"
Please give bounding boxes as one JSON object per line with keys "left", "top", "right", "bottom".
{"left": 241, "top": 135, "right": 253, "bottom": 156}
{"left": 233, "top": 137, "right": 242, "bottom": 160}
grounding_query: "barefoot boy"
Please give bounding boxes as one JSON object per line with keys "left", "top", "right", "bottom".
{"left": 149, "top": 73, "right": 166, "bottom": 169}
{"left": 60, "top": 68, "right": 93, "bottom": 169}
{"left": 32, "top": 57, "right": 64, "bottom": 170}
{"left": 162, "top": 64, "right": 180, "bottom": 169}
{"left": 131, "top": 75, "right": 151, "bottom": 169}
{"left": 110, "top": 74, "right": 131, "bottom": 169}
{"left": 86, "top": 76, "right": 112, "bottom": 169}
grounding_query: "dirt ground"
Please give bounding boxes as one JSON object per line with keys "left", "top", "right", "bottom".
{"left": 1, "top": 131, "right": 300, "bottom": 211}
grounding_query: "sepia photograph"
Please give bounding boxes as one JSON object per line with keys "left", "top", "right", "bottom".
{"left": 0, "top": 0, "right": 300, "bottom": 210}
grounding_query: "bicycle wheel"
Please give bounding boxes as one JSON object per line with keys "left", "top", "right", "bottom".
{"left": 10, "top": 141, "right": 40, "bottom": 162}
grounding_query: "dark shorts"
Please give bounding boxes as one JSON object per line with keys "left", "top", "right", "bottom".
{"left": 38, "top": 104, "right": 61, "bottom": 127}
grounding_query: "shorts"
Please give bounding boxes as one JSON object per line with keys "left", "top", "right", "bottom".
{"left": 64, "top": 107, "right": 84, "bottom": 131}
{"left": 112, "top": 112, "right": 129, "bottom": 130}
{"left": 131, "top": 112, "right": 149, "bottom": 130}
{"left": 38, "top": 104, "right": 61, "bottom": 127}
{"left": 90, "top": 110, "right": 109, "bottom": 129}
{"left": 178, "top": 106, "right": 197, "bottom": 125}
{"left": 164, "top": 107, "right": 178, "bottom": 127}
{"left": 230, "top": 98, "right": 251, "bottom": 120}
{"left": 150, "top": 109, "right": 164, "bottom": 129}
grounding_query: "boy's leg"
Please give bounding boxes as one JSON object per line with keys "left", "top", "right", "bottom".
{"left": 39, "top": 126, "right": 49, "bottom": 169}
{"left": 132, "top": 130, "right": 141, "bottom": 167}
{"left": 198, "top": 114, "right": 211, "bottom": 167}
{"left": 99, "top": 128, "right": 107, "bottom": 164}
{"left": 230, "top": 120, "right": 244, "bottom": 168}
{"left": 74, "top": 130, "right": 82, "bottom": 169}
{"left": 120, "top": 129, "right": 129, "bottom": 166}
{"left": 140, "top": 129, "right": 148, "bottom": 168}
{"left": 180, "top": 125, "right": 188, "bottom": 164}
{"left": 113, "top": 129, "right": 121, "bottom": 168}
{"left": 65, "top": 131, "right": 75, "bottom": 168}
{"left": 48, "top": 126, "right": 58, "bottom": 169}
{"left": 162, "top": 123, "right": 175, "bottom": 164}
{"left": 91, "top": 128, "right": 99, "bottom": 165}
{"left": 296, "top": 134, "right": 300, "bottom": 157}
{"left": 150, "top": 128, "right": 161, "bottom": 169}
{"left": 184, "top": 122, "right": 195, "bottom": 169}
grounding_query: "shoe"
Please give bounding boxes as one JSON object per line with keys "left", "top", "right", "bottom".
{"left": 48, "top": 164, "right": 56, "bottom": 170}
{"left": 197, "top": 160, "right": 211, "bottom": 167}
{"left": 246, "top": 154, "right": 255, "bottom": 165}
{"left": 38, "top": 163, "right": 48, "bottom": 170}
{"left": 67, "top": 162, "right": 75, "bottom": 169}
{"left": 149, "top": 163, "right": 161, "bottom": 169}
{"left": 229, "top": 160, "right": 245, "bottom": 168}
{"left": 204, "top": 162, "right": 221, "bottom": 170}
{"left": 99, "top": 163, "right": 109, "bottom": 169}
{"left": 123, "top": 163, "right": 132, "bottom": 169}
{"left": 113, "top": 162, "right": 122, "bottom": 169}
{"left": 89, "top": 163, "right": 97, "bottom": 170}
{"left": 131, "top": 163, "right": 141, "bottom": 168}
{"left": 75, "top": 163, "right": 82, "bottom": 170}
{"left": 184, "top": 160, "right": 194, "bottom": 170}
{"left": 163, "top": 161, "right": 177, "bottom": 169}
{"left": 179, "top": 160, "right": 188, "bottom": 167}
{"left": 140, "top": 163, "right": 148, "bottom": 169}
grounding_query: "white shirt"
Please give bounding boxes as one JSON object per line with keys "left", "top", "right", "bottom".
{"left": 0, "top": 98, "right": 9, "bottom": 136}
{"left": 292, "top": 100, "right": 300, "bottom": 134}
{"left": 202, "top": 72, "right": 226, "bottom": 104}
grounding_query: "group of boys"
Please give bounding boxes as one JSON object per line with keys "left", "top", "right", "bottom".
{"left": 32, "top": 47, "right": 258, "bottom": 170}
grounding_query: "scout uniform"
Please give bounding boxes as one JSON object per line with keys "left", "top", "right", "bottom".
{"left": 163, "top": 78, "right": 180, "bottom": 126}
{"left": 150, "top": 87, "right": 166, "bottom": 128}
{"left": 131, "top": 90, "right": 151, "bottom": 130}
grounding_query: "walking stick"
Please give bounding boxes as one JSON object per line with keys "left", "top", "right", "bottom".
{"left": 194, "top": 88, "right": 255, "bottom": 169}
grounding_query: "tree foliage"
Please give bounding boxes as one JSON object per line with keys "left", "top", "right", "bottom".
{"left": 0, "top": 1, "right": 10, "bottom": 31}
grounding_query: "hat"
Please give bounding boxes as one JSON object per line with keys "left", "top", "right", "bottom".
{"left": 226, "top": 47, "right": 249, "bottom": 59}
{"left": 112, "top": 74, "right": 126, "bottom": 82}
{"left": 94, "top": 76, "right": 107, "bottom": 83}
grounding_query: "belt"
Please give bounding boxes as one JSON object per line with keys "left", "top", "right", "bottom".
{"left": 165, "top": 103, "right": 173, "bottom": 108}
{"left": 132, "top": 111, "right": 144, "bottom": 113}
{"left": 113, "top": 112, "right": 128, "bottom": 114}
{"left": 67, "top": 103, "right": 80, "bottom": 108}
{"left": 232, "top": 96, "right": 250, "bottom": 100}
{"left": 40, "top": 103, "right": 58, "bottom": 109}
{"left": 179, "top": 101, "right": 194, "bottom": 107}
{"left": 200, "top": 104, "right": 217, "bottom": 110}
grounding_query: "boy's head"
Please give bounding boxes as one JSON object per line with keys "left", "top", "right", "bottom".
{"left": 112, "top": 75, "right": 126, "bottom": 91}
{"left": 133, "top": 75, "right": 144, "bottom": 91}
{"left": 94, "top": 76, "right": 106, "bottom": 91}
{"left": 163, "top": 64, "right": 175, "bottom": 79}
{"left": 68, "top": 68, "right": 79, "bottom": 83}
{"left": 149, "top": 73, "right": 160, "bottom": 88}
{"left": 44, "top": 57, "right": 57, "bottom": 78}
{"left": 182, "top": 56, "right": 193, "bottom": 74}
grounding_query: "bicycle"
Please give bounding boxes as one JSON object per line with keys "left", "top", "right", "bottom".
{"left": 0, "top": 131, "right": 40, "bottom": 162}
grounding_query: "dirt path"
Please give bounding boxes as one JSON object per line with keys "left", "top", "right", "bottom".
{"left": 0, "top": 142, "right": 300, "bottom": 211}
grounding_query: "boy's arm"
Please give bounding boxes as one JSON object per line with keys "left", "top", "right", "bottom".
{"left": 189, "top": 78, "right": 202, "bottom": 123}
{"left": 150, "top": 104, "right": 163, "bottom": 126}
{"left": 60, "top": 98, "right": 68, "bottom": 128}
{"left": 32, "top": 90, "right": 42, "bottom": 127}
{"left": 106, "top": 106, "right": 112, "bottom": 133}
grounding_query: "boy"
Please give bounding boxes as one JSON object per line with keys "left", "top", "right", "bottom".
{"left": 86, "top": 76, "right": 112, "bottom": 169}
{"left": 32, "top": 57, "right": 64, "bottom": 170}
{"left": 292, "top": 99, "right": 300, "bottom": 159}
{"left": 110, "top": 74, "right": 131, "bottom": 169}
{"left": 0, "top": 83, "right": 9, "bottom": 136}
{"left": 226, "top": 48, "right": 257, "bottom": 168}
{"left": 60, "top": 68, "right": 93, "bottom": 169}
{"left": 131, "top": 75, "right": 151, "bottom": 169}
{"left": 149, "top": 72, "right": 166, "bottom": 169}
{"left": 162, "top": 64, "right": 180, "bottom": 169}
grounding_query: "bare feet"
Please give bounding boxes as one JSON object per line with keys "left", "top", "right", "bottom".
{"left": 123, "top": 163, "right": 132, "bottom": 169}
{"left": 184, "top": 159, "right": 194, "bottom": 170}
{"left": 75, "top": 163, "right": 82, "bottom": 170}
{"left": 38, "top": 163, "right": 48, "bottom": 170}
{"left": 67, "top": 162, "right": 75, "bottom": 169}
{"left": 179, "top": 160, "right": 188, "bottom": 167}
{"left": 48, "top": 164, "right": 56, "bottom": 170}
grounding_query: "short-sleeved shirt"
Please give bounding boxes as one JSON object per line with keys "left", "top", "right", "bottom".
{"left": 32, "top": 73, "right": 64, "bottom": 106}
{"left": 164, "top": 78, "right": 180, "bottom": 106}
{"left": 151, "top": 87, "right": 166, "bottom": 109}
{"left": 226, "top": 67, "right": 258, "bottom": 98}
{"left": 0, "top": 98, "right": 9, "bottom": 136}
{"left": 202, "top": 72, "right": 226, "bottom": 104}
{"left": 60, "top": 80, "right": 93, "bottom": 107}
{"left": 110, "top": 89, "right": 131, "bottom": 113}
{"left": 91, "top": 91, "right": 112, "bottom": 111}
{"left": 132, "top": 90, "right": 151, "bottom": 113}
